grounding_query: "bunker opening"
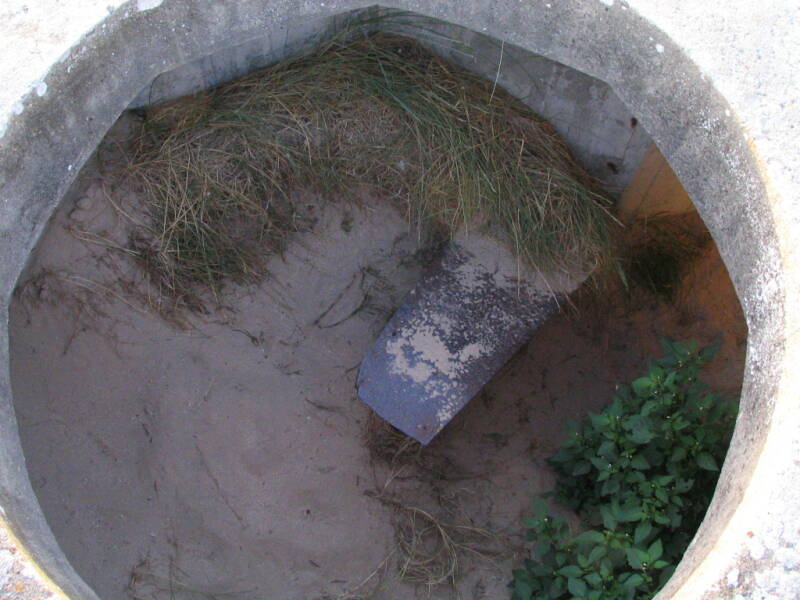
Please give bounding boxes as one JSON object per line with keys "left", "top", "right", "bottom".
{"left": 7, "top": 12, "right": 746, "bottom": 600}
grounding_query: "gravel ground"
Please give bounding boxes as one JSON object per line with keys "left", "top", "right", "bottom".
{"left": 0, "top": 523, "right": 56, "bottom": 600}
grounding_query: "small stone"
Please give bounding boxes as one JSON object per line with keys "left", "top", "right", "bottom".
{"left": 75, "top": 196, "right": 93, "bottom": 210}
{"left": 86, "top": 182, "right": 105, "bottom": 203}
{"left": 68, "top": 207, "right": 91, "bottom": 222}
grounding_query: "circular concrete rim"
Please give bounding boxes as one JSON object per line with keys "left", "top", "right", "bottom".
{"left": 0, "top": 1, "right": 797, "bottom": 599}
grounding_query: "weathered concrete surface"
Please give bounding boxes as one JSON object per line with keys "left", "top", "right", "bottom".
{"left": 127, "top": 12, "right": 651, "bottom": 191}
{"left": 357, "top": 235, "right": 577, "bottom": 444}
{"left": 0, "top": 1, "right": 798, "bottom": 599}
{"left": 618, "top": 144, "right": 697, "bottom": 220}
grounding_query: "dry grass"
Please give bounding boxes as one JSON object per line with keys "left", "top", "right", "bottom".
{"left": 364, "top": 490, "right": 502, "bottom": 591}
{"left": 395, "top": 505, "right": 497, "bottom": 588}
{"left": 117, "top": 24, "right": 615, "bottom": 314}
{"left": 309, "top": 551, "right": 395, "bottom": 600}
{"left": 12, "top": 269, "right": 134, "bottom": 355}
{"left": 364, "top": 409, "right": 424, "bottom": 467}
{"left": 363, "top": 409, "right": 475, "bottom": 483}
{"left": 363, "top": 410, "right": 507, "bottom": 593}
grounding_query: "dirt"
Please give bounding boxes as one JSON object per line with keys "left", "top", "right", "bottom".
{"left": 7, "top": 115, "right": 746, "bottom": 600}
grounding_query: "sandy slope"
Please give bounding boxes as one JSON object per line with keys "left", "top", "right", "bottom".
{"left": 8, "top": 116, "right": 745, "bottom": 600}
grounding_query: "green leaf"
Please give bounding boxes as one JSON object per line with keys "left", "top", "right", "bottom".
{"left": 601, "top": 477, "right": 620, "bottom": 496}
{"left": 531, "top": 563, "right": 551, "bottom": 577}
{"left": 567, "top": 577, "right": 587, "bottom": 597}
{"left": 672, "top": 340, "right": 691, "bottom": 357}
{"left": 550, "top": 447, "right": 575, "bottom": 463}
{"left": 532, "top": 540, "right": 551, "bottom": 558}
{"left": 600, "top": 505, "right": 617, "bottom": 531}
{"left": 558, "top": 565, "right": 583, "bottom": 578}
{"left": 630, "top": 455, "right": 650, "bottom": 470}
{"left": 598, "top": 440, "right": 616, "bottom": 458}
{"left": 574, "top": 530, "right": 605, "bottom": 545}
{"left": 513, "top": 568, "right": 531, "bottom": 579}
{"left": 634, "top": 522, "right": 652, "bottom": 544}
{"left": 648, "top": 364, "right": 665, "bottom": 381}
{"left": 589, "top": 413, "right": 610, "bottom": 430}
{"left": 632, "top": 377, "right": 653, "bottom": 397}
{"left": 641, "top": 400, "right": 659, "bottom": 416}
{"left": 670, "top": 447, "right": 687, "bottom": 462}
{"left": 522, "top": 517, "right": 539, "bottom": 529}
{"left": 669, "top": 512, "right": 683, "bottom": 529}
{"left": 626, "top": 548, "right": 649, "bottom": 570}
{"left": 514, "top": 579, "right": 533, "bottom": 600}
{"left": 696, "top": 452, "right": 719, "bottom": 471}
{"left": 629, "top": 428, "right": 656, "bottom": 444}
{"left": 531, "top": 497, "right": 550, "bottom": 518}
{"left": 607, "top": 397, "right": 624, "bottom": 418}
{"left": 572, "top": 461, "right": 592, "bottom": 476}
{"left": 584, "top": 572, "right": 603, "bottom": 587}
{"left": 619, "top": 501, "right": 644, "bottom": 522}
{"left": 548, "top": 577, "right": 566, "bottom": 598}
{"left": 588, "top": 545, "right": 607, "bottom": 564}
{"left": 664, "top": 370, "right": 678, "bottom": 389}
{"left": 648, "top": 539, "right": 664, "bottom": 561}
{"left": 628, "top": 470, "right": 646, "bottom": 483}
{"left": 623, "top": 573, "right": 644, "bottom": 589}
{"left": 652, "top": 559, "right": 670, "bottom": 569}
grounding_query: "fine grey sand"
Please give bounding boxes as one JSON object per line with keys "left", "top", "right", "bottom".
{"left": 8, "top": 115, "right": 745, "bottom": 600}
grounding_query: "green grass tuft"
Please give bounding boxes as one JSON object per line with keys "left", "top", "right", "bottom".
{"left": 122, "top": 29, "right": 615, "bottom": 312}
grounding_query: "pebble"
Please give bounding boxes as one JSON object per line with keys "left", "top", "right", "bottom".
{"left": 69, "top": 207, "right": 93, "bottom": 222}
{"left": 75, "top": 196, "right": 93, "bottom": 210}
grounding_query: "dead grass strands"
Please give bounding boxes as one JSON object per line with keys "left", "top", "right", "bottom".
{"left": 121, "top": 29, "right": 614, "bottom": 313}
{"left": 395, "top": 505, "right": 496, "bottom": 589}
{"left": 364, "top": 409, "right": 424, "bottom": 467}
{"left": 363, "top": 409, "right": 486, "bottom": 487}
{"left": 364, "top": 487, "right": 502, "bottom": 591}
{"left": 363, "top": 412, "right": 507, "bottom": 592}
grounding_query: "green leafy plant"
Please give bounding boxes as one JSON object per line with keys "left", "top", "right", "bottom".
{"left": 512, "top": 339, "right": 737, "bottom": 600}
